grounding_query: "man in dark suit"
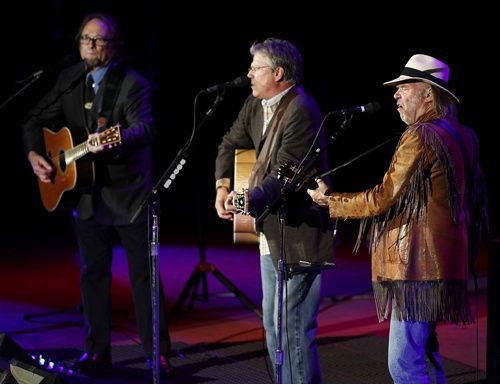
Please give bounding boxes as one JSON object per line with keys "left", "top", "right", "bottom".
{"left": 22, "top": 13, "right": 173, "bottom": 375}
{"left": 214, "top": 38, "right": 334, "bottom": 383}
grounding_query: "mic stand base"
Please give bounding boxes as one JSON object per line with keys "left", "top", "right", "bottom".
{"left": 172, "top": 260, "right": 262, "bottom": 319}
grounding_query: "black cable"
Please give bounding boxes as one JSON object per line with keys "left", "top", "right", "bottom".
{"left": 471, "top": 268, "right": 479, "bottom": 383}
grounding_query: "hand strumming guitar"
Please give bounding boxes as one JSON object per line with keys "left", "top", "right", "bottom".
{"left": 214, "top": 187, "right": 234, "bottom": 221}
{"left": 28, "top": 151, "right": 54, "bottom": 183}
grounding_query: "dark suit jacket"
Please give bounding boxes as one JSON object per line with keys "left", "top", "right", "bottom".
{"left": 22, "top": 61, "right": 155, "bottom": 225}
{"left": 215, "top": 85, "right": 334, "bottom": 268}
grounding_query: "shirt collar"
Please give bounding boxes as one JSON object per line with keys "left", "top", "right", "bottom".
{"left": 87, "top": 65, "right": 109, "bottom": 89}
{"left": 261, "top": 85, "right": 294, "bottom": 111}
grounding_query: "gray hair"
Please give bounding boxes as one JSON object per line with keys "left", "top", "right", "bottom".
{"left": 250, "top": 38, "right": 303, "bottom": 84}
{"left": 431, "top": 85, "right": 458, "bottom": 119}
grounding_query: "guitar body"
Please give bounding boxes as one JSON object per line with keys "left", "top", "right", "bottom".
{"left": 233, "top": 149, "right": 259, "bottom": 244}
{"left": 39, "top": 127, "right": 94, "bottom": 212}
{"left": 38, "top": 125, "right": 121, "bottom": 212}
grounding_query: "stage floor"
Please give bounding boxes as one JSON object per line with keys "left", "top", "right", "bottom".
{"left": 0, "top": 241, "right": 487, "bottom": 383}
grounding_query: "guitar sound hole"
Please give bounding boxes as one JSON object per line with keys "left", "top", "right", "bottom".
{"left": 59, "top": 150, "right": 66, "bottom": 172}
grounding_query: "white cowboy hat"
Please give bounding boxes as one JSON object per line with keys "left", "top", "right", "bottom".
{"left": 383, "top": 54, "right": 460, "bottom": 103}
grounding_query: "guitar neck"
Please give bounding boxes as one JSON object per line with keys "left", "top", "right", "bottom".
{"left": 65, "top": 142, "right": 90, "bottom": 166}
{"left": 63, "top": 127, "right": 120, "bottom": 166}
{"left": 38, "top": 125, "right": 120, "bottom": 212}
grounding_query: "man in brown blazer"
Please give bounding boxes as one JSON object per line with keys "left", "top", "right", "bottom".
{"left": 215, "top": 38, "right": 334, "bottom": 384}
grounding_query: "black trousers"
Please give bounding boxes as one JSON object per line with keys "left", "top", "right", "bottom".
{"left": 75, "top": 217, "right": 171, "bottom": 357}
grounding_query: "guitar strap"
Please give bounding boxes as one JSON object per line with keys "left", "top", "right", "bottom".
{"left": 95, "top": 63, "right": 126, "bottom": 132}
{"left": 248, "top": 87, "right": 299, "bottom": 189}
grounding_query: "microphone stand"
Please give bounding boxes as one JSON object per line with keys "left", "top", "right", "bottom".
{"left": 254, "top": 135, "right": 323, "bottom": 384}
{"left": 0, "top": 73, "right": 43, "bottom": 111}
{"left": 254, "top": 112, "right": 383, "bottom": 383}
{"left": 130, "top": 90, "right": 226, "bottom": 384}
{"left": 317, "top": 135, "right": 397, "bottom": 181}
{"left": 172, "top": 89, "right": 261, "bottom": 317}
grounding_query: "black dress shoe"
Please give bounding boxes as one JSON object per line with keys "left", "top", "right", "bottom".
{"left": 147, "top": 354, "right": 175, "bottom": 377}
{"left": 73, "top": 352, "right": 111, "bottom": 371}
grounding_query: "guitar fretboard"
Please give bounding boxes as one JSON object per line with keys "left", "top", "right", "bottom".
{"left": 65, "top": 142, "right": 90, "bottom": 166}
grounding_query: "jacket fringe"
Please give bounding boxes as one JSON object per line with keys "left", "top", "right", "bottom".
{"left": 355, "top": 120, "right": 487, "bottom": 324}
{"left": 373, "top": 280, "right": 472, "bottom": 324}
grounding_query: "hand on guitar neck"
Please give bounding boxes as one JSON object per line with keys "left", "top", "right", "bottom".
{"left": 86, "top": 130, "right": 120, "bottom": 153}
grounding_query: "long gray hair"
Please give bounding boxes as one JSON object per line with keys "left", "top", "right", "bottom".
{"left": 431, "top": 85, "right": 459, "bottom": 119}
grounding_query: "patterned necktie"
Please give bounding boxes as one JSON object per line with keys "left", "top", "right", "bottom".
{"left": 84, "top": 75, "right": 95, "bottom": 129}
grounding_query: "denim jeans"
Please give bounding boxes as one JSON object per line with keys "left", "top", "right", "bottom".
{"left": 388, "top": 311, "right": 446, "bottom": 384}
{"left": 260, "top": 253, "right": 322, "bottom": 384}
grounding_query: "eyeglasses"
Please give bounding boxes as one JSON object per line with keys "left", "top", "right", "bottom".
{"left": 79, "top": 35, "right": 113, "bottom": 47}
{"left": 248, "top": 65, "right": 272, "bottom": 73}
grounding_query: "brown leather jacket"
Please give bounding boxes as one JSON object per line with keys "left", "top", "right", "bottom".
{"left": 328, "top": 117, "right": 487, "bottom": 323}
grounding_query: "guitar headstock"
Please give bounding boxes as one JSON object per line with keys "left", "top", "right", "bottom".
{"left": 98, "top": 124, "right": 122, "bottom": 147}
{"left": 277, "top": 161, "right": 318, "bottom": 191}
{"left": 277, "top": 162, "right": 297, "bottom": 184}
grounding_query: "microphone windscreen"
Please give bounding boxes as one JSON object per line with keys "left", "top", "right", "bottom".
{"left": 364, "top": 102, "right": 381, "bottom": 114}
{"left": 232, "top": 75, "right": 250, "bottom": 88}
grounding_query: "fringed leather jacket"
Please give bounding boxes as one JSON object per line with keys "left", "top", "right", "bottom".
{"left": 328, "top": 116, "right": 488, "bottom": 324}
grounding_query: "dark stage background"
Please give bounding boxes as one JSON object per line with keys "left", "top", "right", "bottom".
{"left": 0, "top": 1, "right": 496, "bottom": 249}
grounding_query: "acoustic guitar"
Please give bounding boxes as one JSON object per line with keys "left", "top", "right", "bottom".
{"left": 38, "top": 125, "right": 121, "bottom": 212}
{"left": 233, "top": 149, "right": 259, "bottom": 244}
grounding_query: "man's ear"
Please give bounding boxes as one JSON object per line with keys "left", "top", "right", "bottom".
{"left": 274, "top": 67, "right": 284, "bottom": 82}
{"left": 425, "top": 86, "right": 434, "bottom": 101}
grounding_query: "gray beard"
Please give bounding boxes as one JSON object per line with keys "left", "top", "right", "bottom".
{"left": 84, "top": 57, "right": 105, "bottom": 71}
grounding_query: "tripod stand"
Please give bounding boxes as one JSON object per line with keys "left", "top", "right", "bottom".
{"left": 171, "top": 237, "right": 262, "bottom": 318}
{"left": 172, "top": 145, "right": 262, "bottom": 318}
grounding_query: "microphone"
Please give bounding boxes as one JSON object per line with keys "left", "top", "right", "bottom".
{"left": 329, "top": 101, "right": 381, "bottom": 116}
{"left": 203, "top": 75, "right": 250, "bottom": 93}
{"left": 17, "top": 55, "right": 79, "bottom": 84}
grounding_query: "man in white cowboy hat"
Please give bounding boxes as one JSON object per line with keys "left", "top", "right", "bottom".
{"left": 307, "top": 53, "right": 489, "bottom": 383}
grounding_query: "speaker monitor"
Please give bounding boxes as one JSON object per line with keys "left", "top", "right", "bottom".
{"left": 0, "top": 335, "right": 63, "bottom": 384}
{"left": 8, "top": 360, "right": 63, "bottom": 384}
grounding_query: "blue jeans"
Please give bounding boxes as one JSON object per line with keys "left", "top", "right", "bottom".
{"left": 388, "top": 312, "right": 446, "bottom": 384}
{"left": 260, "top": 253, "right": 322, "bottom": 384}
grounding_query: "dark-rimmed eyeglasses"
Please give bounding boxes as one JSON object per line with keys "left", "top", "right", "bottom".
{"left": 79, "top": 35, "right": 113, "bottom": 47}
